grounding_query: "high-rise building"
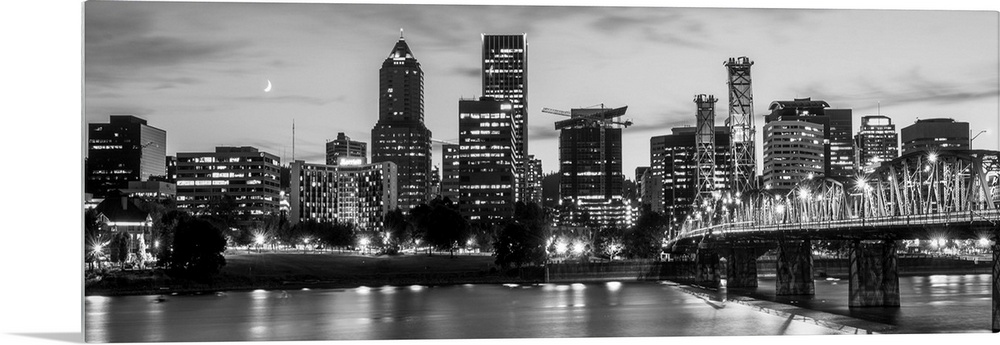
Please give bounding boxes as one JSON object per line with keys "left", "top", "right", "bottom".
{"left": 458, "top": 97, "right": 517, "bottom": 225}
{"left": 165, "top": 156, "right": 177, "bottom": 183}
{"left": 326, "top": 132, "right": 367, "bottom": 165}
{"left": 526, "top": 155, "right": 543, "bottom": 204}
{"left": 86, "top": 115, "right": 166, "bottom": 198}
{"left": 557, "top": 106, "right": 629, "bottom": 228}
{"left": 762, "top": 120, "right": 825, "bottom": 193}
{"left": 854, "top": 115, "right": 898, "bottom": 173}
{"left": 765, "top": 98, "right": 854, "bottom": 181}
{"left": 175, "top": 146, "right": 281, "bottom": 219}
{"left": 441, "top": 144, "right": 460, "bottom": 202}
{"left": 371, "top": 32, "right": 432, "bottom": 213}
{"left": 429, "top": 165, "right": 441, "bottom": 198}
{"left": 900, "top": 118, "right": 969, "bottom": 156}
{"left": 652, "top": 127, "right": 732, "bottom": 224}
{"left": 289, "top": 160, "right": 397, "bottom": 230}
{"left": 482, "top": 34, "right": 527, "bottom": 202}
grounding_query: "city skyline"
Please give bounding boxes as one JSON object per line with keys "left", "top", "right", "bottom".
{"left": 84, "top": 2, "right": 999, "bottom": 182}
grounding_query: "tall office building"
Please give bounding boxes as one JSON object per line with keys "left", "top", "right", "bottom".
{"left": 458, "top": 97, "right": 517, "bottom": 225}
{"left": 854, "top": 115, "right": 898, "bottom": 173}
{"left": 652, "top": 127, "right": 732, "bottom": 223}
{"left": 289, "top": 160, "right": 397, "bottom": 230}
{"left": 557, "top": 106, "right": 628, "bottom": 227}
{"left": 482, "top": 34, "right": 527, "bottom": 202}
{"left": 86, "top": 115, "right": 167, "bottom": 198}
{"left": 371, "top": 32, "right": 432, "bottom": 213}
{"left": 441, "top": 144, "right": 461, "bottom": 202}
{"left": 326, "top": 132, "right": 367, "bottom": 165}
{"left": 175, "top": 146, "right": 281, "bottom": 219}
{"left": 762, "top": 120, "right": 825, "bottom": 193}
{"left": 900, "top": 118, "right": 969, "bottom": 155}
{"left": 525, "top": 155, "right": 543, "bottom": 204}
{"left": 429, "top": 165, "right": 441, "bottom": 198}
{"left": 765, "top": 98, "right": 853, "bottom": 181}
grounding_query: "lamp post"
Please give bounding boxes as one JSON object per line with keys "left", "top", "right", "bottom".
{"left": 970, "top": 130, "right": 987, "bottom": 148}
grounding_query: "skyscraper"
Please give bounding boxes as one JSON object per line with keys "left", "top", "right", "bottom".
{"left": 326, "top": 132, "right": 367, "bottom": 165}
{"left": 441, "top": 144, "right": 460, "bottom": 202}
{"left": 482, "top": 34, "right": 527, "bottom": 201}
{"left": 900, "top": 118, "right": 969, "bottom": 156}
{"left": 854, "top": 115, "right": 898, "bottom": 173}
{"left": 765, "top": 98, "right": 854, "bottom": 181}
{"left": 458, "top": 97, "right": 517, "bottom": 225}
{"left": 525, "top": 155, "right": 543, "bottom": 204}
{"left": 557, "top": 106, "right": 628, "bottom": 227}
{"left": 86, "top": 115, "right": 166, "bottom": 198}
{"left": 762, "top": 120, "right": 825, "bottom": 193}
{"left": 371, "top": 32, "right": 432, "bottom": 214}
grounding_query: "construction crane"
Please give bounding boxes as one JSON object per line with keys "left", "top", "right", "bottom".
{"left": 543, "top": 104, "right": 631, "bottom": 200}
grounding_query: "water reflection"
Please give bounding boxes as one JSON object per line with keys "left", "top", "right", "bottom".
{"left": 89, "top": 277, "right": 984, "bottom": 342}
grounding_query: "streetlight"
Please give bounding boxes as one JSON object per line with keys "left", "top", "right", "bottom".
{"left": 970, "top": 130, "right": 987, "bottom": 148}
{"left": 254, "top": 234, "right": 265, "bottom": 253}
{"left": 358, "top": 237, "right": 370, "bottom": 255}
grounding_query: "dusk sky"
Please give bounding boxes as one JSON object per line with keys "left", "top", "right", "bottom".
{"left": 84, "top": 1, "right": 999, "bottom": 179}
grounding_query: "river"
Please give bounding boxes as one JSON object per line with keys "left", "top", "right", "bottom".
{"left": 85, "top": 274, "right": 993, "bottom": 342}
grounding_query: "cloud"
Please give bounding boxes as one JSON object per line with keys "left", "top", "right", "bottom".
{"left": 791, "top": 68, "right": 999, "bottom": 110}
{"left": 450, "top": 67, "right": 480, "bottom": 79}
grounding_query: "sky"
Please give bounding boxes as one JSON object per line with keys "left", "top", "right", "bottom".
{"left": 84, "top": 1, "right": 999, "bottom": 180}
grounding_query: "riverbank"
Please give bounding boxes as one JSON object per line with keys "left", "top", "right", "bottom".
{"left": 85, "top": 252, "right": 545, "bottom": 296}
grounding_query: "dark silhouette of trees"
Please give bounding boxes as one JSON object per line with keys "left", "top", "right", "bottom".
{"left": 384, "top": 208, "right": 409, "bottom": 251}
{"left": 493, "top": 202, "right": 547, "bottom": 268}
{"left": 168, "top": 217, "right": 228, "bottom": 281}
{"left": 595, "top": 225, "right": 625, "bottom": 260}
{"left": 421, "top": 198, "right": 468, "bottom": 256}
{"left": 108, "top": 232, "right": 130, "bottom": 268}
{"left": 623, "top": 205, "right": 666, "bottom": 259}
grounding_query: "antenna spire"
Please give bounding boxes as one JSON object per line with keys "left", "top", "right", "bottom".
{"left": 292, "top": 119, "right": 296, "bottom": 161}
{"left": 400, "top": 28, "right": 404, "bottom": 40}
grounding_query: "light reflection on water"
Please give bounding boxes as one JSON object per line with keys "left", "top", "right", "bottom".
{"left": 85, "top": 275, "right": 991, "bottom": 342}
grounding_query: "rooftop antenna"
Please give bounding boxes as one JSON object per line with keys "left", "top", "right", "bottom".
{"left": 292, "top": 119, "right": 296, "bottom": 162}
{"left": 400, "top": 28, "right": 404, "bottom": 39}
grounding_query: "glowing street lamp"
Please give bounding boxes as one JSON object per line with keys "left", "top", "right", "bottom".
{"left": 928, "top": 152, "right": 938, "bottom": 163}
{"left": 358, "top": 237, "right": 370, "bottom": 254}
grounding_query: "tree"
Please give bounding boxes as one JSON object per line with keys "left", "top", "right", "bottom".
{"left": 168, "top": 217, "right": 228, "bottom": 281}
{"left": 108, "top": 231, "right": 130, "bottom": 269}
{"left": 493, "top": 202, "right": 548, "bottom": 268}
{"left": 152, "top": 210, "right": 189, "bottom": 267}
{"left": 624, "top": 205, "right": 665, "bottom": 259}
{"left": 423, "top": 199, "right": 469, "bottom": 256}
{"left": 595, "top": 225, "right": 625, "bottom": 260}
{"left": 384, "top": 208, "right": 409, "bottom": 250}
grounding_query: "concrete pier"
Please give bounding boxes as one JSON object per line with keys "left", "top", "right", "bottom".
{"left": 848, "top": 240, "right": 900, "bottom": 307}
{"left": 726, "top": 245, "right": 759, "bottom": 288}
{"left": 776, "top": 240, "right": 814, "bottom": 295}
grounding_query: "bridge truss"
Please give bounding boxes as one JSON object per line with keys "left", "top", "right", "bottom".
{"left": 675, "top": 150, "right": 1000, "bottom": 242}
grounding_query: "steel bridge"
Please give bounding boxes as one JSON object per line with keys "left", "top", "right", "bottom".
{"left": 663, "top": 149, "right": 1000, "bottom": 332}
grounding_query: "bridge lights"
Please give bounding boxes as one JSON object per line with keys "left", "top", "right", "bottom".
{"left": 979, "top": 237, "right": 991, "bottom": 247}
{"left": 798, "top": 189, "right": 810, "bottom": 200}
{"left": 928, "top": 152, "right": 938, "bottom": 163}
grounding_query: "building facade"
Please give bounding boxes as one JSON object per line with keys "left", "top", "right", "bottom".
{"left": 765, "top": 98, "right": 854, "bottom": 181}
{"left": 326, "top": 132, "right": 367, "bottom": 165}
{"left": 900, "top": 118, "right": 970, "bottom": 155}
{"left": 652, "top": 127, "right": 732, "bottom": 224}
{"left": 482, "top": 34, "right": 528, "bottom": 202}
{"left": 86, "top": 115, "right": 167, "bottom": 198}
{"left": 854, "top": 115, "right": 898, "bottom": 174}
{"left": 762, "top": 120, "right": 825, "bottom": 193}
{"left": 371, "top": 33, "right": 432, "bottom": 214}
{"left": 175, "top": 146, "right": 281, "bottom": 219}
{"left": 458, "top": 97, "right": 517, "bottom": 225}
{"left": 557, "top": 107, "right": 628, "bottom": 228}
{"left": 441, "top": 144, "right": 461, "bottom": 202}
{"left": 289, "top": 160, "right": 397, "bottom": 230}
{"left": 525, "top": 155, "right": 543, "bottom": 205}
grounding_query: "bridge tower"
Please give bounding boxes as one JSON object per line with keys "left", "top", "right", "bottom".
{"left": 694, "top": 94, "right": 718, "bottom": 200}
{"left": 725, "top": 57, "right": 756, "bottom": 192}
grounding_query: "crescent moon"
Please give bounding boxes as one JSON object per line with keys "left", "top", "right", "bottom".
{"left": 264, "top": 79, "right": 272, "bottom": 92}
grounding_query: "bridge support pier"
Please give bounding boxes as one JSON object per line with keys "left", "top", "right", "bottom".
{"left": 848, "top": 240, "right": 900, "bottom": 307}
{"left": 726, "top": 244, "right": 759, "bottom": 288}
{"left": 695, "top": 243, "right": 720, "bottom": 288}
{"left": 776, "top": 240, "right": 814, "bottom": 295}
{"left": 993, "top": 240, "right": 999, "bottom": 333}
